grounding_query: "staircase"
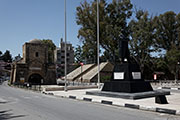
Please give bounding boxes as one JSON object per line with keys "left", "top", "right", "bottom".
{"left": 67, "top": 64, "right": 95, "bottom": 81}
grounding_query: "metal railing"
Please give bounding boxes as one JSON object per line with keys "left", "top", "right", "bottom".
{"left": 13, "top": 84, "right": 42, "bottom": 91}
{"left": 67, "top": 81, "right": 97, "bottom": 86}
{"left": 150, "top": 80, "right": 180, "bottom": 87}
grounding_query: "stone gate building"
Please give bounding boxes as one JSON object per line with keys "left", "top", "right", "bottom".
{"left": 10, "top": 39, "right": 56, "bottom": 85}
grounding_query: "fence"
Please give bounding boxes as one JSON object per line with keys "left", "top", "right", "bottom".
{"left": 150, "top": 80, "right": 180, "bottom": 87}
{"left": 67, "top": 81, "right": 97, "bottom": 86}
{"left": 13, "top": 84, "right": 42, "bottom": 91}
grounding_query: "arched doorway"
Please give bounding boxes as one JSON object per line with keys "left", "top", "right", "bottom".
{"left": 28, "top": 74, "right": 43, "bottom": 85}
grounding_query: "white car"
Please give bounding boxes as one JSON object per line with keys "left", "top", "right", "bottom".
{"left": 56, "top": 78, "right": 65, "bottom": 86}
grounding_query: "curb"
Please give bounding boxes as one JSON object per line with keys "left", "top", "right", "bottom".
{"left": 69, "top": 95, "right": 76, "bottom": 99}
{"left": 43, "top": 92, "right": 179, "bottom": 116}
{"left": 160, "top": 87, "right": 180, "bottom": 91}
{"left": 83, "top": 97, "right": 92, "bottom": 102}
{"left": 125, "top": 103, "right": 139, "bottom": 109}
{"left": 101, "top": 100, "right": 113, "bottom": 105}
{"left": 156, "top": 108, "right": 176, "bottom": 115}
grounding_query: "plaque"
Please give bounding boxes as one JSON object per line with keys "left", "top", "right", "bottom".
{"left": 132, "top": 72, "right": 141, "bottom": 79}
{"left": 20, "top": 77, "right": 25, "bottom": 81}
{"left": 114, "top": 72, "right": 124, "bottom": 80}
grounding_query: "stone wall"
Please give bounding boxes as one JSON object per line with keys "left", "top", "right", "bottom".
{"left": 11, "top": 39, "right": 56, "bottom": 85}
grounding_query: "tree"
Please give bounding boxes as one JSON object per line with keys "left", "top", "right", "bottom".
{"left": 0, "top": 51, "right": 2, "bottom": 60}
{"left": 104, "top": 0, "right": 132, "bottom": 63}
{"left": 1, "top": 50, "right": 12, "bottom": 62}
{"left": 154, "top": 11, "right": 180, "bottom": 79}
{"left": 150, "top": 56, "right": 174, "bottom": 79}
{"left": 154, "top": 11, "right": 178, "bottom": 51}
{"left": 76, "top": 0, "right": 133, "bottom": 64}
{"left": 42, "top": 39, "right": 56, "bottom": 63}
{"left": 165, "top": 46, "right": 180, "bottom": 80}
{"left": 129, "top": 10, "right": 155, "bottom": 74}
{"left": 74, "top": 45, "right": 84, "bottom": 63}
{"left": 76, "top": 0, "right": 101, "bottom": 63}
{"left": 176, "top": 13, "right": 180, "bottom": 49}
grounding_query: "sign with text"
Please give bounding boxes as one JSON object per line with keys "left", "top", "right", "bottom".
{"left": 20, "top": 77, "right": 25, "bottom": 81}
{"left": 132, "top": 72, "right": 141, "bottom": 79}
{"left": 20, "top": 77, "right": 25, "bottom": 83}
{"left": 114, "top": 72, "right": 124, "bottom": 80}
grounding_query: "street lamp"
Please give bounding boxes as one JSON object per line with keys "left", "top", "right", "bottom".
{"left": 63, "top": 0, "right": 100, "bottom": 90}
{"left": 80, "top": 62, "right": 83, "bottom": 83}
{"left": 97, "top": 0, "right": 100, "bottom": 89}
{"left": 64, "top": 0, "right": 67, "bottom": 91}
{"left": 175, "top": 62, "right": 180, "bottom": 84}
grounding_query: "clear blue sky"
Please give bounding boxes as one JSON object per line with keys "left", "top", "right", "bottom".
{"left": 0, "top": 0, "right": 180, "bottom": 57}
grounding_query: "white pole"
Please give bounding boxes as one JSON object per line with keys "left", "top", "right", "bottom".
{"left": 64, "top": 0, "right": 67, "bottom": 91}
{"left": 97, "top": 0, "right": 100, "bottom": 89}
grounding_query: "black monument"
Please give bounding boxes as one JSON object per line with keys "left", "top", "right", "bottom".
{"left": 102, "top": 39, "right": 153, "bottom": 93}
{"left": 87, "top": 38, "right": 170, "bottom": 103}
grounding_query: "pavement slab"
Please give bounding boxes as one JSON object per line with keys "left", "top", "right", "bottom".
{"left": 44, "top": 88, "right": 180, "bottom": 116}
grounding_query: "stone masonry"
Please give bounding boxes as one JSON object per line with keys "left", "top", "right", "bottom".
{"left": 10, "top": 39, "right": 56, "bottom": 85}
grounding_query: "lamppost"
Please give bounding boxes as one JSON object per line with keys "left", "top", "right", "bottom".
{"left": 64, "top": 0, "right": 67, "bottom": 91}
{"left": 40, "top": 79, "right": 43, "bottom": 91}
{"left": 80, "top": 62, "right": 83, "bottom": 83}
{"left": 63, "top": 0, "right": 100, "bottom": 89}
{"left": 97, "top": 0, "right": 100, "bottom": 89}
{"left": 175, "top": 62, "right": 180, "bottom": 84}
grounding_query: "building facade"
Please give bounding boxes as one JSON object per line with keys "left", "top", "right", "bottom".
{"left": 10, "top": 39, "right": 56, "bottom": 85}
{"left": 54, "top": 38, "right": 75, "bottom": 78}
{"left": 0, "top": 60, "right": 11, "bottom": 80}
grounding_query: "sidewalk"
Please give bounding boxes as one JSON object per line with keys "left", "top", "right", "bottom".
{"left": 44, "top": 88, "right": 180, "bottom": 116}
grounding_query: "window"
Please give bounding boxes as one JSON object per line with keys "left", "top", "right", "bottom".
{"left": 57, "top": 53, "right": 61, "bottom": 56}
{"left": 35, "top": 52, "right": 39, "bottom": 57}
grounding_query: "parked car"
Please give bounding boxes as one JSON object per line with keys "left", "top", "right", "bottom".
{"left": 57, "top": 78, "right": 65, "bottom": 86}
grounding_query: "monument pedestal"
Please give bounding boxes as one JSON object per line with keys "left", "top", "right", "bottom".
{"left": 102, "top": 63, "right": 153, "bottom": 93}
{"left": 86, "top": 90, "right": 170, "bottom": 100}
{"left": 102, "top": 81, "right": 153, "bottom": 93}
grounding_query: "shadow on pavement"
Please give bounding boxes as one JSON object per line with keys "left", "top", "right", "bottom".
{"left": 0, "top": 102, "right": 8, "bottom": 104}
{"left": 0, "top": 110, "right": 26, "bottom": 120}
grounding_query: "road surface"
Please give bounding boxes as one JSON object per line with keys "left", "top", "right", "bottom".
{"left": 0, "top": 81, "right": 180, "bottom": 120}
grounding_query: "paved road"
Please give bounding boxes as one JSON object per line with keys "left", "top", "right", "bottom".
{"left": 0, "top": 81, "right": 180, "bottom": 120}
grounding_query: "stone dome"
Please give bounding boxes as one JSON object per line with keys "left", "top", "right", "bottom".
{"left": 29, "top": 39, "right": 42, "bottom": 44}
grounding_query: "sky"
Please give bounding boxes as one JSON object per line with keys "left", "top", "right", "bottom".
{"left": 0, "top": 0, "right": 180, "bottom": 57}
